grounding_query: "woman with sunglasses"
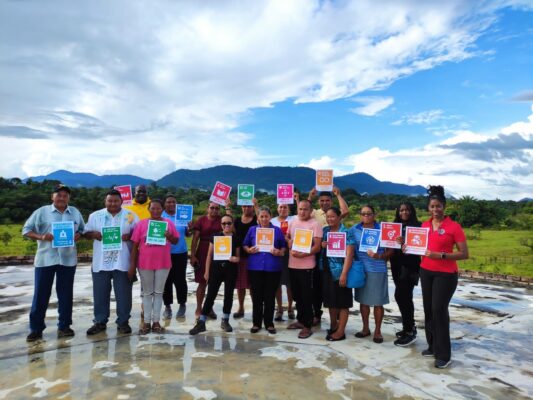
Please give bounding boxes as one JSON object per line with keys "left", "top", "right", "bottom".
{"left": 391, "top": 201, "right": 421, "bottom": 347}
{"left": 191, "top": 202, "right": 226, "bottom": 319}
{"left": 419, "top": 185, "right": 468, "bottom": 369}
{"left": 189, "top": 214, "right": 240, "bottom": 334}
{"left": 243, "top": 206, "right": 287, "bottom": 334}
{"left": 350, "top": 205, "right": 392, "bottom": 344}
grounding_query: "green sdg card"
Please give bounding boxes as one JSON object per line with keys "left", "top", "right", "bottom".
{"left": 237, "top": 184, "right": 254, "bottom": 206}
{"left": 102, "top": 226, "right": 122, "bottom": 251}
{"left": 146, "top": 220, "right": 168, "bottom": 245}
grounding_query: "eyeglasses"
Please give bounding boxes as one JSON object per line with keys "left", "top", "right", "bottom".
{"left": 360, "top": 213, "right": 374, "bottom": 216}
{"left": 209, "top": 206, "right": 220, "bottom": 210}
{"left": 221, "top": 222, "right": 233, "bottom": 226}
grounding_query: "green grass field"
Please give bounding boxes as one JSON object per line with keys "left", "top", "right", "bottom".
{"left": 1, "top": 224, "right": 531, "bottom": 277}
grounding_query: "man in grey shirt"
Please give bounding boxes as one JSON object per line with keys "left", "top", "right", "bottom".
{"left": 22, "top": 184, "right": 85, "bottom": 342}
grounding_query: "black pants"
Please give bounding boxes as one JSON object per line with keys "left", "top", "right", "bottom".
{"left": 312, "top": 254, "right": 323, "bottom": 318}
{"left": 289, "top": 268, "right": 314, "bottom": 328}
{"left": 201, "top": 263, "right": 238, "bottom": 316}
{"left": 163, "top": 252, "right": 188, "bottom": 306}
{"left": 249, "top": 270, "right": 282, "bottom": 328}
{"left": 420, "top": 268, "right": 458, "bottom": 362}
{"left": 391, "top": 262, "right": 419, "bottom": 332}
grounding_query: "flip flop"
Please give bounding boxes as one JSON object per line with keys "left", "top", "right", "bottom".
{"left": 355, "top": 331, "right": 371, "bottom": 338}
{"left": 373, "top": 335, "right": 384, "bottom": 344}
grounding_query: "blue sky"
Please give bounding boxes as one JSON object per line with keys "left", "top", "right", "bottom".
{"left": 0, "top": 1, "right": 531, "bottom": 199}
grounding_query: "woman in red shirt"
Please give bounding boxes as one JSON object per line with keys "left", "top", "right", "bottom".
{"left": 420, "top": 185, "right": 469, "bottom": 369}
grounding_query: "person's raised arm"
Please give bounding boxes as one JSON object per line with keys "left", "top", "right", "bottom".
{"left": 333, "top": 186, "right": 349, "bottom": 219}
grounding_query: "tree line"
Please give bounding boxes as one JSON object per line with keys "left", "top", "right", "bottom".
{"left": 0, "top": 177, "right": 531, "bottom": 229}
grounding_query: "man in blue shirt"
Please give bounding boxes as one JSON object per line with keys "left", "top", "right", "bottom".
{"left": 22, "top": 184, "right": 85, "bottom": 342}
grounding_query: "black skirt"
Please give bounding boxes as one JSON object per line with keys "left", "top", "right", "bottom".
{"left": 322, "top": 267, "right": 353, "bottom": 309}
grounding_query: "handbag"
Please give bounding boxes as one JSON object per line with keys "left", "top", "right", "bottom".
{"left": 347, "top": 260, "right": 365, "bottom": 288}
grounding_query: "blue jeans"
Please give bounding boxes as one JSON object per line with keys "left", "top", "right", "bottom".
{"left": 92, "top": 270, "right": 132, "bottom": 326}
{"left": 29, "top": 265, "right": 76, "bottom": 333}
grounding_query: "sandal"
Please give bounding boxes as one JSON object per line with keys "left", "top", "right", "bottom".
{"left": 373, "top": 335, "right": 383, "bottom": 344}
{"left": 287, "top": 310, "right": 295, "bottom": 320}
{"left": 355, "top": 330, "right": 371, "bottom": 338}
{"left": 250, "top": 326, "right": 260, "bottom": 333}
{"left": 151, "top": 322, "right": 165, "bottom": 334}
{"left": 274, "top": 310, "right": 283, "bottom": 322}
{"left": 298, "top": 328, "right": 313, "bottom": 339}
{"left": 139, "top": 323, "right": 151, "bottom": 335}
{"left": 233, "top": 311, "right": 245, "bottom": 319}
{"left": 267, "top": 326, "right": 277, "bottom": 334}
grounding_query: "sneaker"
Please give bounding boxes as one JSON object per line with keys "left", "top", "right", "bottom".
{"left": 57, "top": 327, "right": 75, "bottom": 338}
{"left": 396, "top": 326, "right": 417, "bottom": 338}
{"left": 435, "top": 359, "right": 452, "bottom": 369}
{"left": 117, "top": 323, "right": 132, "bottom": 334}
{"left": 86, "top": 323, "right": 107, "bottom": 336}
{"left": 421, "top": 349, "right": 434, "bottom": 357}
{"left": 176, "top": 304, "right": 186, "bottom": 318}
{"left": 163, "top": 307, "right": 172, "bottom": 320}
{"left": 394, "top": 332, "right": 417, "bottom": 347}
{"left": 220, "top": 318, "right": 233, "bottom": 333}
{"left": 189, "top": 320, "right": 206, "bottom": 335}
{"left": 26, "top": 331, "right": 42, "bottom": 342}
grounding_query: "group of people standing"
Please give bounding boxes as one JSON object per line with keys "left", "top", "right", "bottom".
{"left": 22, "top": 182, "right": 468, "bottom": 369}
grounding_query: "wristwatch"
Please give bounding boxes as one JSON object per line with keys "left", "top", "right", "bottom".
{"left": 440, "top": 252, "right": 446, "bottom": 259}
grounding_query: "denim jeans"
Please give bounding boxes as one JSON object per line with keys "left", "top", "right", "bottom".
{"left": 92, "top": 270, "right": 132, "bottom": 326}
{"left": 29, "top": 265, "right": 76, "bottom": 333}
{"left": 139, "top": 268, "right": 170, "bottom": 323}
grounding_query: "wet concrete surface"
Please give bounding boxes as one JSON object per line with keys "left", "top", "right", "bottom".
{"left": 0, "top": 264, "right": 531, "bottom": 399}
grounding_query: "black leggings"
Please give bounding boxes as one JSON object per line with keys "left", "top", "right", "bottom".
{"left": 163, "top": 252, "right": 188, "bottom": 306}
{"left": 249, "top": 270, "right": 282, "bottom": 328}
{"left": 391, "top": 262, "right": 419, "bottom": 332}
{"left": 420, "top": 268, "right": 458, "bottom": 362}
{"left": 201, "top": 264, "right": 238, "bottom": 316}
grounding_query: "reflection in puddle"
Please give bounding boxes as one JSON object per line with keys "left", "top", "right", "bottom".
{"left": 0, "top": 264, "right": 532, "bottom": 399}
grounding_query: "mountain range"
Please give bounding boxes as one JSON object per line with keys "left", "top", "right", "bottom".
{"left": 24, "top": 166, "right": 427, "bottom": 195}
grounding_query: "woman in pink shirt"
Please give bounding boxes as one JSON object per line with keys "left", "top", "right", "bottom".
{"left": 129, "top": 199, "right": 179, "bottom": 334}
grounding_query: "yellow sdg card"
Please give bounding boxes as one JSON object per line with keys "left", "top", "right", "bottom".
{"left": 214, "top": 236, "right": 232, "bottom": 260}
{"left": 292, "top": 228, "right": 313, "bottom": 253}
{"left": 256, "top": 228, "right": 274, "bottom": 252}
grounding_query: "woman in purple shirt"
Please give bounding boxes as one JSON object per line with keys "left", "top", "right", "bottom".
{"left": 243, "top": 206, "right": 287, "bottom": 334}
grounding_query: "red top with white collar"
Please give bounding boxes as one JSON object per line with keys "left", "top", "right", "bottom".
{"left": 420, "top": 216, "right": 466, "bottom": 273}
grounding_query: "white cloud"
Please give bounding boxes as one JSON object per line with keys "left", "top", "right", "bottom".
{"left": 339, "top": 106, "right": 533, "bottom": 200}
{"left": 350, "top": 96, "right": 394, "bottom": 116}
{"left": 0, "top": 0, "right": 530, "bottom": 180}
{"left": 392, "top": 109, "right": 445, "bottom": 125}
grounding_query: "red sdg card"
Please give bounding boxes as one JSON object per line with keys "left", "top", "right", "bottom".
{"left": 380, "top": 222, "right": 402, "bottom": 249}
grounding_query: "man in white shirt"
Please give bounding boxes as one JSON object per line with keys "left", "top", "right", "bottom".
{"left": 84, "top": 189, "right": 139, "bottom": 335}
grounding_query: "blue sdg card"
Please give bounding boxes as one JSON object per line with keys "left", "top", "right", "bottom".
{"left": 176, "top": 205, "right": 193, "bottom": 226}
{"left": 52, "top": 221, "right": 75, "bottom": 248}
{"left": 359, "top": 228, "right": 380, "bottom": 253}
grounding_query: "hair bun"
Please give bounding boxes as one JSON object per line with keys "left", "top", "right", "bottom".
{"left": 427, "top": 185, "right": 446, "bottom": 200}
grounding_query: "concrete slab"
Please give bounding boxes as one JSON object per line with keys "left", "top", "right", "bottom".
{"left": 0, "top": 264, "right": 531, "bottom": 399}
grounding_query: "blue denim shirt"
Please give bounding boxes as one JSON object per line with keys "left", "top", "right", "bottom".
{"left": 350, "top": 222, "right": 387, "bottom": 273}
{"left": 22, "top": 204, "right": 85, "bottom": 267}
